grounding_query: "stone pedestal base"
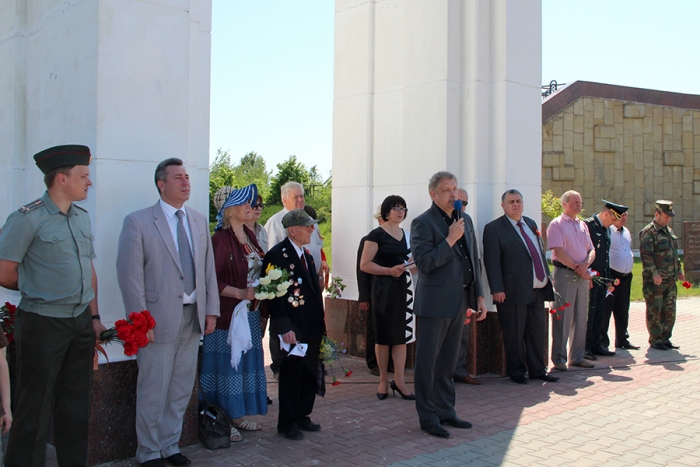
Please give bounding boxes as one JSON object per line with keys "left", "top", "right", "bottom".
{"left": 87, "top": 360, "right": 199, "bottom": 465}
{"left": 324, "top": 297, "right": 554, "bottom": 377}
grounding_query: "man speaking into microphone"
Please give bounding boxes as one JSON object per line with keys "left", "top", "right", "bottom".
{"left": 411, "top": 172, "right": 487, "bottom": 438}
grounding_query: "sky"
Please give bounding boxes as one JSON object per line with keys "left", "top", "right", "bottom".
{"left": 210, "top": 0, "right": 700, "bottom": 177}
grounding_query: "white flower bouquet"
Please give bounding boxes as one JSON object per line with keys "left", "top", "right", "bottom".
{"left": 254, "top": 263, "right": 293, "bottom": 300}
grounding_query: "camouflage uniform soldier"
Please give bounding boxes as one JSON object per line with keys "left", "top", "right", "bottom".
{"left": 639, "top": 200, "right": 684, "bottom": 350}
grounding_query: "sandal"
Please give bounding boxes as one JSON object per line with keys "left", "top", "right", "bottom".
{"left": 230, "top": 426, "right": 243, "bottom": 442}
{"left": 234, "top": 419, "right": 261, "bottom": 431}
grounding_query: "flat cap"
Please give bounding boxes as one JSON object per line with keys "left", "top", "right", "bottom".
{"left": 655, "top": 200, "right": 675, "bottom": 217}
{"left": 602, "top": 199, "right": 628, "bottom": 219}
{"left": 282, "top": 209, "right": 319, "bottom": 228}
{"left": 33, "top": 145, "right": 91, "bottom": 174}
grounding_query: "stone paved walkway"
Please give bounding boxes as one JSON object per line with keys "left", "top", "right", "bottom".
{"left": 90, "top": 297, "right": 700, "bottom": 467}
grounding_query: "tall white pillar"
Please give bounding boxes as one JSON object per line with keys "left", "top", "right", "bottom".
{"left": 0, "top": 0, "right": 212, "bottom": 358}
{"left": 332, "top": 0, "right": 542, "bottom": 300}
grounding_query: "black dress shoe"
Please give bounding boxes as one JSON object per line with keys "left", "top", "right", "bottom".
{"left": 593, "top": 348, "right": 616, "bottom": 357}
{"left": 141, "top": 460, "right": 166, "bottom": 467}
{"left": 664, "top": 341, "right": 680, "bottom": 349}
{"left": 282, "top": 427, "right": 304, "bottom": 440}
{"left": 532, "top": 373, "right": 559, "bottom": 382}
{"left": 440, "top": 416, "right": 472, "bottom": 429}
{"left": 583, "top": 350, "right": 597, "bottom": 361}
{"left": 422, "top": 424, "right": 450, "bottom": 438}
{"left": 165, "top": 453, "right": 191, "bottom": 466}
{"left": 511, "top": 376, "right": 527, "bottom": 384}
{"left": 298, "top": 419, "right": 321, "bottom": 432}
{"left": 616, "top": 342, "right": 640, "bottom": 350}
{"left": 652, "top": 343, "right": 669, "bottom": 350}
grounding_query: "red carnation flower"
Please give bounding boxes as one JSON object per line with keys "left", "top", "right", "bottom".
{"left": 549, "top": 309, "right": 556, "bottom": 315}
{"left": 345, "top": 370, "right": 352, "bottom": 378}
{"left": 332, "top": 379, "right": 341, "bottom": 386}
{"left": 682, "top": 281, "right": 692, "bottom": 289}
{"left": 613, "top": 278, "right": 621, "bottom": 286}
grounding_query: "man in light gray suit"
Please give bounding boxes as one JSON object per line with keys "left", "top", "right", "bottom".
{"left": 411, "top": 171, "right": 486, "bottom": 439}
{"left": 117, "top": 158, "right": 219, "bottom": 467}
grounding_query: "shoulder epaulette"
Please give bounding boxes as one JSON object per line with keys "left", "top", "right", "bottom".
{"left": 18, "top": 199, "right": 44, "bottom": 213}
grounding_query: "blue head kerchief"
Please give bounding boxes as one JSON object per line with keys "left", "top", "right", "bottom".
{"left": 215, "top": 183, "right": 258, "bottom": 231}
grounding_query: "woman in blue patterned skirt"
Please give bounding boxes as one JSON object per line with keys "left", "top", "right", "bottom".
{"left": 200, "top": 184, "right": 267, "bottom": 441}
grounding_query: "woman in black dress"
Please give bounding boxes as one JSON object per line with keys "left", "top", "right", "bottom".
{"left": 360, "top": 195, "right": 416, "bottom": 400}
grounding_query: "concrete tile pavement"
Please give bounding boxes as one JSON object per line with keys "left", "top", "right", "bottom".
{"left": 89, "top": 297, "right": 700, "bottom": 466}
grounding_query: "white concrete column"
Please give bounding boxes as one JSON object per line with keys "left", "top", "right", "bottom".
{"left": 0, "top": 0, "right": 212, "bottom": 358}
{"left": 332, "top": 0, "right": 542, "bottom": 300}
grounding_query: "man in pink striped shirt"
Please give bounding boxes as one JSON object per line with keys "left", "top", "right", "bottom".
{"left": 547, "top": 191, "right": 595, "bottom": 371}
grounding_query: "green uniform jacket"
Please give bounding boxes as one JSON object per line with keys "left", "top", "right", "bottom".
{"left": 0, "top": 191, "right": 95, "bottom": 317}
{"left": 639, "top": 220, "right": 681, "bottom": 282}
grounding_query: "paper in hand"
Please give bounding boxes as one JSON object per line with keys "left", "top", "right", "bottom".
{"left": 278, "top": 334, "right": 308, "bottom": 357}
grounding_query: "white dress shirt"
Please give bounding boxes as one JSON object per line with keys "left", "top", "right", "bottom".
{"left": 508, "top": 216, "right": 548, "bottom": 289}
{"left": 159, "top": 199, "right": 197, "bottom": 304}
{"left": 608, "top": 225, "right": 634, "bottom": 274}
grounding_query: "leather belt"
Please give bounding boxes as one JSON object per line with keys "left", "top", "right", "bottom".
{"left": 552, "top": 260, "right": 576, "bottom": 272}
{"left": 611, "top": 269, "right": 632, "bottom": 279}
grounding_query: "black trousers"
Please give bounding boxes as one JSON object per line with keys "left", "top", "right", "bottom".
{"left": 601, "top": 270, "right": 633, "bottom": 347}
{"left": 277, "top": 339, "right": 320, "bottom": 433}
{"left": 6, "top": 307, "right": 94, "bottom": 467}
{"left": 496, "top": 289, "right": 547, "bottom": 380}
{"left": 586, "top": 282, "right": 607, "bottom": 352}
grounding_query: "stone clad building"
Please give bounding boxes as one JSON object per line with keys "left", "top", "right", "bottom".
{"left": 542, "top": 81, "right": 700, "bottom": 246}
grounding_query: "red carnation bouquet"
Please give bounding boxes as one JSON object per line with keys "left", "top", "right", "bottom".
{"left": 0, "top": 302, "right": 16, "bottom": 343}
{"left": 97, "top": 310, "right": 156, "bottom": 360}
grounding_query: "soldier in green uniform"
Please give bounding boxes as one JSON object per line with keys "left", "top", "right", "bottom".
{"left": 639, "top": 200, "right": 684, "bottom": 351}
{"left": 0, "top": 145, "right": 106, "bottom": 467}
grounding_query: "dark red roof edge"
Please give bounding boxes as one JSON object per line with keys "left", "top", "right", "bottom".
{"left": 542, "top": 81, "right": 700, "bottom": 123}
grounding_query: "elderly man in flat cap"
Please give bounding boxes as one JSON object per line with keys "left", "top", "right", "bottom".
{"left": 639, "top": 200, "right": 684, "bottom": 351}
{"left": 582, "top": 200, "right": 625, "bottom": 361}
{"left": 263, "top": 209, "right": 326, "bottom": 441}
{"left": 0, "top": 145, "right": 106, "bottom": 467}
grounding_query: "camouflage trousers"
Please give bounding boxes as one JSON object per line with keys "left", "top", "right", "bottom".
{"left": 643, "top": 279, "right": 677, "bottom": 345}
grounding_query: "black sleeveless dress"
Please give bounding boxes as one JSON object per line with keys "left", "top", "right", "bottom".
{"left": 367, "top": 227, "right": 413, "bottom": 345}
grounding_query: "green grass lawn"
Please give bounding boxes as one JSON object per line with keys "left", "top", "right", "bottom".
{"left": 629, "top": 257, "right": 698, "bottom": 301}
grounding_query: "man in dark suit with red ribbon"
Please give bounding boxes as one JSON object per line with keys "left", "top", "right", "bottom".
{"left": 483, "top": 189, "right": 557, "bottom": 384}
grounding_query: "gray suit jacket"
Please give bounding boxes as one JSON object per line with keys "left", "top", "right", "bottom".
{"left": 116, "top": 202, "right": 220, "bottom": 343}
{"left": 411, "top": 203, "right": 483, "bottom": 319}
{"left": 483, "top": 215, "right": 554, "bottom": 304}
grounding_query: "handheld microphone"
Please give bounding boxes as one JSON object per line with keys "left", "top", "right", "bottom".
{"left": 452, "top": 200, "right": 462, "bottom": 221}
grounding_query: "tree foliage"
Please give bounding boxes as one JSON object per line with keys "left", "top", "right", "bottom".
{"left": 268, "top": 156, "right": 311, "bottom": 205}
{"left": 209, "top": 149, "right": 272, "bottom": 222}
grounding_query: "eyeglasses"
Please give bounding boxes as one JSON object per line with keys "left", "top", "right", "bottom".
{"left": 391, "top": 206, "right": 408, "bottom": 213}
{"left": 252, "top": 204, "right": 264, "bottom": 209}
{"left": 459, "top": 199, "right": 468, "bottom": 206}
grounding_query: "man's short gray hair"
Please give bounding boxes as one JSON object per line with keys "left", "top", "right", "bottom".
{"left": 560, "top": 190, "right": 580, "bottom": 204}
{"left": 281, "top": 181, "right": 304, "bottom": 200}
{"left": 501, "top": 189, "right": 523, "bottom": 203}
{"left": 428, "top": 171, "right": 458, "bottom": 193}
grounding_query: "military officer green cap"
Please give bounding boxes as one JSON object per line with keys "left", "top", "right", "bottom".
{"left": 602, "top": 199, "right": 628, "bottom": 219}
{"left": 655, "top": 200, "right": 675, "bottom": 217}
{"left": 282, "top": 209, "right": 319, "bottom": 228}
{"left": 33, "top": 144, "right": 92, "bottom": 174}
